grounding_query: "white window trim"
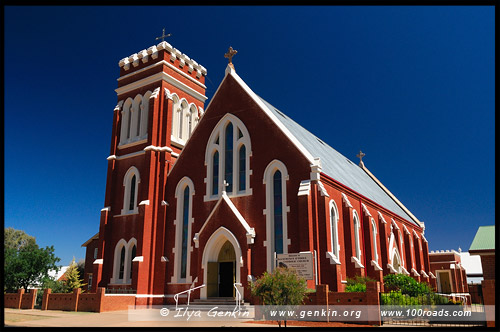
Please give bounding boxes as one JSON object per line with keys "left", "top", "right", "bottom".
{"left": 326, "top": 199, "right": 340, "bottom": 265}
{"left": 352, "top": 209, "right": 362, "bottom": 262}
{"left": 121, "top": 166, "right": 140, "bottom": 215}
{"left": 110, "top": 238, "right": 137, "bottom": 285}
{"left": 371, "top": 218, "right": 379, "bottom": 262}
{"left": 388, "top": 246, "right": 402, "bottom": 274}
{"left": 119, "top": 92, "right": 151, "bottom": 147}
{"left": 263, "top": 160, "right": 290, "bottom": 272}
{"left": 204, "top": 113, "right": 252, "bottom": 202}
{"left": 171, "top": 177, "right": 195, "bottom": 284}
{"left": 170, "top": 94, "right": 199, "bottom": 145}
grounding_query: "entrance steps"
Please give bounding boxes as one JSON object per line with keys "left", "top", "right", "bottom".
{"left": 176, "top": 297, "right": 252, "bottom": 313}
{"left": 191, "top": 297, "right": 249, "bottom": 306}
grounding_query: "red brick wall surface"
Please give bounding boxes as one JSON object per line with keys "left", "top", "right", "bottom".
{"left": 480, "top": 255, "right": 495, "bottom": 280}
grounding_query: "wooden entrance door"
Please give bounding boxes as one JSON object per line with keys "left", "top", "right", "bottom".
{"left": 218, "top": 262, "right": 234, "bottom": 297}
{"left": 438, "top": 272, "right": 452, "bottom": 293}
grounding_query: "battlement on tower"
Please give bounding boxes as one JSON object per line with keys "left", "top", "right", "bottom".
{"left": 118, "top": 41, "right": 207, "bottom": 82}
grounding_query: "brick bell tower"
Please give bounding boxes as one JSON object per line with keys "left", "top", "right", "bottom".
{"left": 92, "top": 36, "right": 207, "bottom": 301}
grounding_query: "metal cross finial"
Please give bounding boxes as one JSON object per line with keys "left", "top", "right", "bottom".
{"left": 222, "top": 180, "right": 230, "bottom": 194}
{"left": 224, "top": 46, "right": 238, "bottom": 66}
{"left": 356, "top": 150, "right": 366, "bottom": 165}
{"left": 156, "top": 28, "right": 171, "bottom": 42}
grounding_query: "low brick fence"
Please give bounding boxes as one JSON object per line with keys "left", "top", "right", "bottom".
{"left": 4, "top": 289, "right": 38, "bottom": 309}
{"left": 40, "top": 287, "right": 136, "bottom": 312}
{"left": 307, "top": 282, "right": 381, "bottom": 326}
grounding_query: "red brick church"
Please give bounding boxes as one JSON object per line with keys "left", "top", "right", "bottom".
{"left": 82, "top": 40, "right": 431, "bottom": 305}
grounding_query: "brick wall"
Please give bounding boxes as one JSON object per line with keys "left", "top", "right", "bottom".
{"left": 482, "top": 279, "right": 495, "bottom": 328}
{"left": 4, "top": 289, "right": 37, "bottom": 310}
{"left": 306, "top": 282, "right": 381, "bottom": 326}
{"left": 41, "top": 287, "right": 135, "bottom": 313}
{"left": 480, "top": 255, "right": 495, "bottom": 280}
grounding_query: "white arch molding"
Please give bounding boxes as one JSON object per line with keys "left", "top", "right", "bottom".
{"left": 200, "top": 227, "right": 243, "bottom": 299}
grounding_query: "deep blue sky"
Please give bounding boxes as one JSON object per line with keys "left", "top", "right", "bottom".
{"left": 4, "top": 6, "right": 494, "bottom": 267}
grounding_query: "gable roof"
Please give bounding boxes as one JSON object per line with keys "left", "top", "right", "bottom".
{"left": 81, "top": 232, "right": 99, "bottom": 247}
{"left": 205, "top": 66, "right": 422, "bottom": 227}
{"left": 259, "top": 97, "right": 420, "bottom": 227}
{"left": 469, "top": 225, "right": 495, "bottom": 251}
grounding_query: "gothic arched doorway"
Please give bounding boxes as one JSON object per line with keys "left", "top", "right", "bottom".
{"left": 206, "top": 240, "right": 236, "bottom": 297}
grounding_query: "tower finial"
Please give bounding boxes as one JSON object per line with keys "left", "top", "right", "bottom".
{"left": 356, "top": 150, "right": 366, "bottom": 167}
{"left": 224, "top": 46, "right": 238, "bottom": 69}
{"left": 155, "top": 28, "right": 171, "bottom": 42}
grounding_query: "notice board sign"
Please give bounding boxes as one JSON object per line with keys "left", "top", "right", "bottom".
{"left": 276, "top": 252, "right": 314, "bottom": 280}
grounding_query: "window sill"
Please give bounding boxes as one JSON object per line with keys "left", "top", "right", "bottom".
{"left": 114, "top": 210, "right": 139, "bottom": 218}
{"left": 370, "top": 260, "right": 383, "bottom": 271}
{"left": 170, "top": 135, "right": 186, "bottom": 148}
{"left": 351, "top": 256, "right": 364, "bottom": 269}
{"left": 118, "top": 137, "right": 148, "bottom": 149}
{"left": 326, "top": 251, "right": 341, "bottom": 265}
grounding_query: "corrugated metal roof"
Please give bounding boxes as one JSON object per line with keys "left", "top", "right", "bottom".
{"left": 258, "top": 96, "right": 419, "bottom": 226}
{"left": 469, "top": 225, "right": 495, "bottom": 251}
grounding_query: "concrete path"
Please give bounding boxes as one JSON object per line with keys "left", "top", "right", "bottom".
{"left": 4, "top": 308, "right": 276, "bottom": 328}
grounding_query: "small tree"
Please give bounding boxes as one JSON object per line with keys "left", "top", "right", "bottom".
{"left": 62, "top": 258, "right": 86, "bottom": 292}
{"left": 250, "top": 267, "right": 308, "bottom": 327}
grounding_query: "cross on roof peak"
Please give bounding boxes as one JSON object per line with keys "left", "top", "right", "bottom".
{"left": 224, "top": 46, "right": 238, "bottom": 68}
{"left": 356, "top": 150, "right": 366, "bottom": 166}
{"left": 155, "top": 28, "right": 171, "bottom": 42}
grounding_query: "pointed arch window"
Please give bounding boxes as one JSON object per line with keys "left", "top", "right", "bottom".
{"left": 204, "top": 114, "right": 252, "bottom": 201}
{"left": 371, "top": 218, "right": 379, "bottom": 262}
{"left": 326, "top": 199, "right": 341, "bottom": 265}
{"left": 272, "top": 170, "right": 283, "bottom": 254}
{"left": 122, "top": 167, "right": 140, "bottom": 215}
{"left": 263, "top": 160, "right": 290, "bottom": 271}
{"left": 111, "top": 238, "right": 137, "bottom": 284}
{"left": 224, "top": 123, "right": 234, "bottom": 192}
{"left": 353, "top": 210, "right": 361, "bottom": 260}
{"left": 119, "top": 92, "right": 150, "bottom": 147}
{"left": 212, "top": 151, "right": 219, "bottom": 196}
{"left": 118, "top": 247, "right": 126, "bottom": 280}
{"left": 238, "top": 145, "right": 246, "bottom": 191}
{"left": 129, "top": 175, "right": 136, "bottom": 211}
{"left": 129, "top": 245, "right": 136, "bottom": 280}
{"left": 180, "top": 186, "right": 190, "bottom": 279}
{"left": 172, "top": 177, "right": 195, "bottom": 283}
{"left": 170, "top": 96, "right": 200, "bottom": 147}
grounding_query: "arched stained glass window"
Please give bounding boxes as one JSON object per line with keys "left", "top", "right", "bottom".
{"left": 180, "top": 186, "right": 190, "bottom": 279}
{"left": 273, "top": 170, "right": 283, "bottom": 254}
{"left": 119, "top": 246, "right": 126, "bottom": 280}
{"left": 130, "top": 245, "right": 136, "bottom": 279}
{"left": 129, "top": 175, "right": 136, "bottom": 211}
{"left": 224, "top": 123, "right": 233, "bottom": 192}
{"left": 353, "top": 211, "right": 361, "bottom": 260}
{"left": 238, "top": 145, "right": 246, "bottom": 191}
{"left": 212, "top": 151, "right": 219, "bottom": 196}
{"left": 331, "top": 206, "right": 338, "bottom": 257}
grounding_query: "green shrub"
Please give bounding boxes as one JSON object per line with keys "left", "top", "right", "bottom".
{"left": 345, "top": 283, "right": 366, "bottom": 292}
{"left": 344, "top": 275, "right": 376, "bottom": 292}
{"left": 383, "top": 274, "right": 431, "bottom": 297}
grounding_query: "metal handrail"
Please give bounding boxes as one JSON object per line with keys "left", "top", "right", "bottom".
{"left": 174, "top": 283, "right": 205, "bottom": 310}
{"left": 234, "top": 282, "right": 242, "bottom": 312}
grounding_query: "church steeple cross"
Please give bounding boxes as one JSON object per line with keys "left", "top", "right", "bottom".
{"left": 224, "top": 46, "right": 238, "bottom": 67}
{"left": 155, "top": 28, "right": 171, "bottom": 42}
{"left": 356, "top": 150, "right": 366, "bottom": 166}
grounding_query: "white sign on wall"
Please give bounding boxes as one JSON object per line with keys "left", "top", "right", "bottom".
{"left": 276, "top": 252, "right": 314, "bottom": 280}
